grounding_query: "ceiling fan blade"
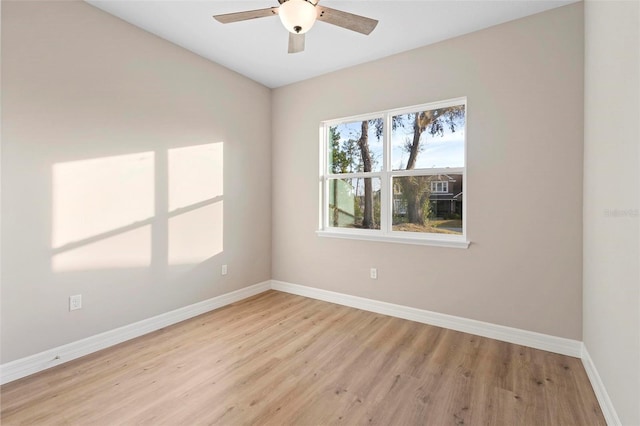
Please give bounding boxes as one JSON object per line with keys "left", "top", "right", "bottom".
{"left": 288, "top": 32, "right": 305, "bottom": 54}
{"left": 317, "top": 6, "right": 378, "bottom": 35}
{"left": 213, "top": 7, "right": 278, "bottom": 24}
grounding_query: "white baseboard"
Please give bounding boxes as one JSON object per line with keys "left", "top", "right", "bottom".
{"left": 0, "top": 281, "right": 271, "bottom": 385}
{"left": 581, "top": 345, "right": 622, "bottom": 426}
{"left": 270, "top": 280, "right": 583, "bottom": 358}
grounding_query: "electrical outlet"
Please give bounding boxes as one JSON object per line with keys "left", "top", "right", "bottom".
{"left": 370, "top": 268, "right": 377, "bottom": 279}
{"left": 221, "top": 264, "right": 228, "bottom": 276}
{"left": 69, "top": 294, "right": 82, "bottom": 311}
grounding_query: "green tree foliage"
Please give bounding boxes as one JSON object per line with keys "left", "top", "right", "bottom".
{"left": 329, "top": 127, "right": 346, "bottom": 226}
{"left": 329, "top": 126, "right": 369, "bottom": 227}
{"left": 329, "top": 127, "right": 348, "bottom": 174}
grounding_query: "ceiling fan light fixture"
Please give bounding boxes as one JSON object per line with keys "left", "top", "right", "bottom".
{"left": 279, "top": 0, "right": 317, "bottom": 34}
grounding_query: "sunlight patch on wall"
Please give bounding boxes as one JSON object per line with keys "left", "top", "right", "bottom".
{"left": 52, "top": 225, "right": 152, "bottom": 271}
{"left": 167, "top": 142, "right": 224, "bottom": 265}
{"left": 51, "top": 143, "right": 224, "bottom": 271}
{"left": 168, "top": 142, "right": 223, "bottom": 211}
{"left": 169, "top": 201, "right": 223, "bottom": 264}
{"left": 52, "top": 152, "right": 154, "bottom": 271}
{"left": 52, "top": 152, "right": 154, "bottom": 248}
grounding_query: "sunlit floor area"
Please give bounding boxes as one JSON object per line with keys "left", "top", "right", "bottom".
{"left": 0, "top": 291, "right": 605, "bottom": 425}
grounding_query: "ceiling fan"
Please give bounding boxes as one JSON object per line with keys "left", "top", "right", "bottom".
{"left": 213, "top": 0, "right": 378, "bottom": 54}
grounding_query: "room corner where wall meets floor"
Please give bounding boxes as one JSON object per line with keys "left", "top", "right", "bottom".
{"left": 1, "top": 279, "right": 583, "bottom": 385}
{"left": 0, "top": 281, "right": 614, "bottom": 424}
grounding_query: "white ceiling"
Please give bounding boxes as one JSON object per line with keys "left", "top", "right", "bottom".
{"left": 86, "top": 0, "right": 577, "bottom": 88}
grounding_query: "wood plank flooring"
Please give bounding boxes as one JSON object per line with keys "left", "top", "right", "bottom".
{"left": 1, "top": 290, "right": 605, "bottom": 425}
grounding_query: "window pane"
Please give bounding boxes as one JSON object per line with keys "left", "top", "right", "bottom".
{"left": 392, "top": 175, "right": 463, "bottom": 235}
{"left": 328, "top": 119, "right": 382, "bottom": 174}
{"left": 391, "top": 105, "right": 465, "bottom": 170}
{"left": 430, "top": 181, "right": 448, "bottom": 193}
{"left": 328, "top": 178, "right": 381, "bottom": 229}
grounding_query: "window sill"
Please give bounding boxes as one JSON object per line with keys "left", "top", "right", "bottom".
{"left": 316, "top": 230, "right": 470, "bottom": 249}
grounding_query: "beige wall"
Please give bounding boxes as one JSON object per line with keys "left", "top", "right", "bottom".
{"left": 272, "top": 4, "right": 584, "bottom": 339}
{"left": 1, "top": 1, "right": 272, "bottom": 363}
{"left": 583, "top": 1, "right": 640, "bottom": 424}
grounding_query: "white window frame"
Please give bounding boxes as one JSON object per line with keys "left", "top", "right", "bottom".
{"left": 317, "top": 97, "right": 469, "bottom": 249}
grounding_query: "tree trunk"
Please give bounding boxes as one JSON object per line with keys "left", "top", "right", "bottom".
{"left": 358, "top": 121, "right": 374, "bottom": 228}
{"left": 406, "top": 112, "right": 422, "bottom": 170}
{"left": 403, "top": 113, "right": 431, "bottom": 224}
{"left": 403, "top": 177, "right": 427, "bottom": 225}
{"left": 406, "top": 186, "right": 422, "bottom": 224}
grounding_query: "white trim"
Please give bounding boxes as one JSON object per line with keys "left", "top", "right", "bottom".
{"left": 0, "top": 281, "right": 271, "bottom": 385}
{"left": 317, "top": 229, "right": 470, "bottom": 248}
{"left": 270, "top": 280, "right": 582, "bottom": 357}
{"left": 326, "top": 171, "right": 383, "bottom": 180}
{"left": 322, "top": 97, "right": 468, "bottom": 126}
{"left": 581, "top": 345, "right": 622, "bottom": 426}
{"left": 331, "top": 168, "right": 465, "bottom": 179}
{"left": 389, "top": 168, "right": 465, "bottom": 177}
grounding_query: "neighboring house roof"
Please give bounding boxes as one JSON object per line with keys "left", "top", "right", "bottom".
{"left": 430, "top": 193, "right": 462, "bottom": 201}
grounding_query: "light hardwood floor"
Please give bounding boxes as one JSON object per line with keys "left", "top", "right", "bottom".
{"left": 1, "top": 290, "right": 605, "bottom": 425}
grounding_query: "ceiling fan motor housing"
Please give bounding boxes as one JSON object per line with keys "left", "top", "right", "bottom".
{"left": 279, "top": 0, "right": 317, "bottom": 34}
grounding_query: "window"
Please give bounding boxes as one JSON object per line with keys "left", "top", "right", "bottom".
{"left": 318, "top": 98, "right": 468, "bottom": 248}
{"left": 431, "top": 181, "right": 449, "bottom": 193}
